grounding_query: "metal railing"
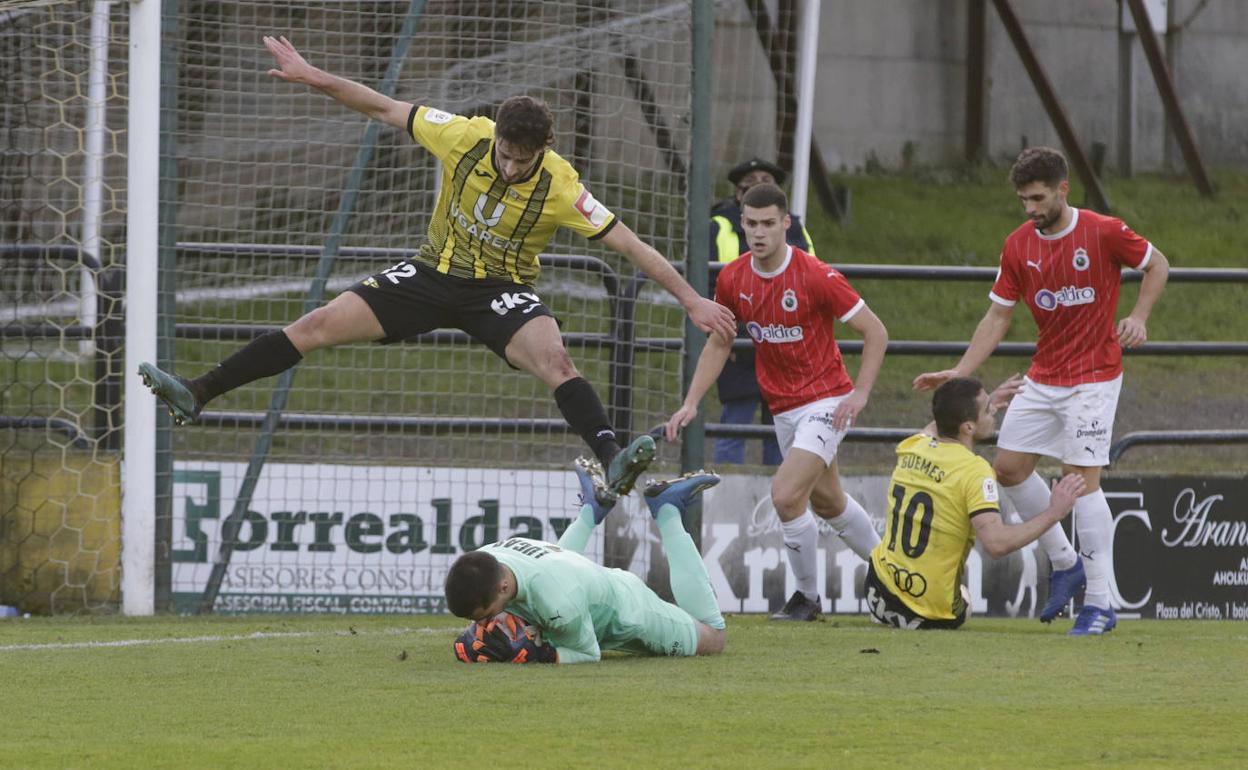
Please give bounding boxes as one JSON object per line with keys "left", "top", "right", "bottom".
{"left": 4, "top": 244, "right": 1247, "bottom": 461}
{"left": 674, "top": 424, "right": 1248, "bottom": 467}
{"left": 680, "top": 262, "right": 1248, "bottom": 458}
{"left": 1108, "top": 430, "right": 1248, "bottom": 465}
{"left": 0, "top": 416, "right": 93, "bottom": 450}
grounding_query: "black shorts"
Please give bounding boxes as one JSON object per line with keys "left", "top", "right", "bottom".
{"left": 863, "top": 564, "right": 966, "bottom": 630}
{"left": 347, "top": 258, "right": 557, "bottom": 364}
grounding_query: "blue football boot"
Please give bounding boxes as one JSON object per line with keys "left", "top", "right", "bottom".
{"left": 573, "top": 457, "right": 616, "bottom": 524}
{"left": 1068, "top": 605, "right": 1117, "bottom": 636}
{"left": 1039, "top": 556, "right": 1086, "bottom": 623}
{"left": 643, "top": 470, "right": 721, "bottom": 519}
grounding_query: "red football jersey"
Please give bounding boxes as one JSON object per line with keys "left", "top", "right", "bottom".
{"left": 990, "top": 208, "right": 1152, "bottom": 386}
{"left": 714, "top": 246, "right": 864, "bottom": 413}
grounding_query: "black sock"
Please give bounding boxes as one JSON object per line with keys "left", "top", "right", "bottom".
{"left": 554, "top": 377, "right": 620, "bottom": 467}
{"left": 193, "top": 330, "right": 303, "bottom": 404}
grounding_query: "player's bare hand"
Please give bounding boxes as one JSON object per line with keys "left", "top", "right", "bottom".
{"left": 664, "top": 405, "right": 698, "bottom": 443}
{"left": 687, "top": 297, "right": 736, "bottom": 339}
{"left": 831, "top": 391, "right": 868, "bottom": 432}
{"left": 1049, "top": 474, "right": 1087, "bottom": 519}
{"left": 1117, "top": 316, "right": 1147, "bottom": 348}
{"left": 913, "top": 369, "right": 959, "bottom": 391}
{"left": 264, "top": 35, "right": 318, "bottom": 85}
{"left": 988, "top": 374, "right": 1024, "bottom": 414}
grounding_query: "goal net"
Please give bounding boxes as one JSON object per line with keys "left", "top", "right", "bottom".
{"left": 2, "top": 0, "right": 803, "bottom": 615}
{"left": 1, "top": 0, "right": 128, "bottom": 614}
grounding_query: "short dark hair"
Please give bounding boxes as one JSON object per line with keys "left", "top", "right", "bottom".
{"left": 932, "top": 377, "right": 985, "bottom": 438}
{"left": 444, "top": 551, "right": 502, "bottom": 618}
{"left": 495, "top": 95, "right": 554, "bottom": 152}
{"left": 1010, "top": 146, "right": 1068, "bottom": 189}
{"left": 740, "top": 182, "right": 788, "bottom": 213}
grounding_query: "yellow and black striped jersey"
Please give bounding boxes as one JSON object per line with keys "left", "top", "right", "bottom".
{"left": 407, "top": 105, "right": 616, "bottom": 285}
{"left": 869, "top": 433, "right": 1001, "bottom": 620}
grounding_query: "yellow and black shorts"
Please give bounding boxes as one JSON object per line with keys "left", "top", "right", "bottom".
{"left": 863, "top": 565, "right": 966, "bottom": 630}
{"left": 349, "top": 258, "right": 557, "bottom": 365}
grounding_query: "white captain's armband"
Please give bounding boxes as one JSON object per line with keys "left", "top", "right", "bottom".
{"left": 423, "top": 108, "right": 453, "bottom": 124}
{"left": 574, "top": 187, "right": 610, "bottom": 228}
{"left": 982, "top": 477, "right": 999, "bottom": 503}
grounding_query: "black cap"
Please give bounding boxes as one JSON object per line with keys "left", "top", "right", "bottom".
{"left": 727, "top": 157, "right": 786, "bottom": 186}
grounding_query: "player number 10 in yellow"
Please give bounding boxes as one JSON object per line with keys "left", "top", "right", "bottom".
{"left": 886, "top": 483, "right": 935, "bottom": 559}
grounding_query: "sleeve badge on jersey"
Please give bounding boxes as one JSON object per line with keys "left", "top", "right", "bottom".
{"left": 982, "top": 478, "right": 999, "bottom": 503}
{"left": 574, "top": 187, "right": 610, "bottom": 228}
{"left": 423, "top": 108, "right": 453, "bottom": 124}
{"left": 1072, "top": 248, "right": 1089, "bottom": 271}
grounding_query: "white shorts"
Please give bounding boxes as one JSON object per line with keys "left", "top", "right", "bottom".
{"left": 773, "top": 394, "right": 851, "bottom": 467}
{"left": 997, "top": 375, "right": 1122, "bottom": 466}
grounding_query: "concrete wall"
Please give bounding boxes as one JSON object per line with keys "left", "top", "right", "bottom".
{"left": 813, "top": 0, "right": 966, "bottom": 170}
{"left": 716, "top": 0, "right": 1248, "bottom": 173}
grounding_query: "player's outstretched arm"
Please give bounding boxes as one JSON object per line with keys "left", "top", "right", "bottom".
{"left": 263, "top": 35, "right": 413, "bottom": 129}
{"left": 973, "top": 473, "right": 1085, "bottom": 558}
{"left": 549, "top": 638, "right": 601, "bottom": 664}
{"left": 1118, "top": 249, "right": 1170, "bottom": 348}
{"left": 599, "top": 223, "right": 736, "bottom": 339}
{"left": 664, "top": 331, "right": 734, "bottom": 442}
{"left": 913, "top": 302, "right": 1014, "bottom": 391}
{"left": 544, "top": 611, "right": 602, "bottom": 664}
{"left": 832, "top": 305, "right": 888, "bottom": 431}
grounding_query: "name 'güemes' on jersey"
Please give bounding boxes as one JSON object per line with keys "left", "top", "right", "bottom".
{"left": 870, "top": 433, "right": 1001, "bottom": 620}
{"left": 407, "top": 105, "right": 616, "bottom": 285}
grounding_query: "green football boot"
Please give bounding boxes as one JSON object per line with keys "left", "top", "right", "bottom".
{"left": 138, "top": 363, "right": 202, "bottom": 426}
{"left": 599, "top": 434, "right": 656, "bottom": 506}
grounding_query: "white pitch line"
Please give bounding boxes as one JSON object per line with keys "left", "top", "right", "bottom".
{"left": 0, "top": 625, "right": 445, "bottom": 653}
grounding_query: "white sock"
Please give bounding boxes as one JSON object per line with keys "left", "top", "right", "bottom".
{"left": 1074, "top": 489, "right": 1114, "bottom": 609}
{"left": 1003, "top": 472, "right": 1078, "bottom": 570}
{"left": 780, "top": 512, "right": 820, "bottom": 600}
{"left": 824, "top": 494, "right": 880, "bottom": 560}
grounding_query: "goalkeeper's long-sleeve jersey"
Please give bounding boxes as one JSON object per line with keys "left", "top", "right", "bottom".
{"left": 481, "top": 537, "right": 665, "bottom": 664}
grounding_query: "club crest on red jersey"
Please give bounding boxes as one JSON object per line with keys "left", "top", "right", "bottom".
{"left": 781, "top": 289, "right": 798, "bottom": 312}
{"left": 1072, "top": 248, "right": 1090, "bottom": 271}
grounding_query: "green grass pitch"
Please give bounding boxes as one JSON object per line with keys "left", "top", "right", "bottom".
{"left": 1, "top": 614, "right": 1244, "bottom": 768}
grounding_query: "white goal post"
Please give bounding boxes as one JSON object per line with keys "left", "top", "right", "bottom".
{"left": 121, "top": 0, "right": 160, "bottom": 616}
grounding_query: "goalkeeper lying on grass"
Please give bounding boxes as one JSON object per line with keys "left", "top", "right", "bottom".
{"left": 446, "top": 459, "right": 727, "bottom": 664}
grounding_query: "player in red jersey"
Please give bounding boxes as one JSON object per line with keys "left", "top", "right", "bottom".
{"left": 914, "top": 147, "right": 1170, "bottom": 636}
{"left": 664, "top": 183, "right": 890, "bottom": 621}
